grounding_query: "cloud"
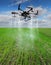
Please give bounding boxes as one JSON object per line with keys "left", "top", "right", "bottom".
{"left": 9, "top": 0, "right": 29, "bottom": 6}
{"left": 17, "top": 0, "right": 29, "bottom": 4}
{"left": 43, "top": 11, "right": 51, "bottom": 21}
{"left": 0, "top": 11, "right": 20, "bottom": 22}
{"left": 0, "top": 12, "right": 12, "bottom": 22}
{"left": 0, "top": 15, "right": 10, "bottom": 22}
{"left": 46, "top": 14, "right": 51, "bottom": 20}
{"left": 0, "top": 6, "right": 49, "bottom": 21}
{"left": 0, "top": 6, "right": 51, "bottom": 27}
{"left": 35, "top": 6, "right": 47, "bottom": 15}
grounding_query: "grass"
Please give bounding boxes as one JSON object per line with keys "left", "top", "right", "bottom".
{"left": 0, "top": 28, "right": 51, "bottom": 65}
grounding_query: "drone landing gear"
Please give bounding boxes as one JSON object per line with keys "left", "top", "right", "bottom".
{"left": 24, "top": 17, "right": 31, "bottom": 22}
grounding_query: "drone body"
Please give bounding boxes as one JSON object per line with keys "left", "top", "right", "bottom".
{"left": 11, "top": 4, "right": 38, "bottom": 20}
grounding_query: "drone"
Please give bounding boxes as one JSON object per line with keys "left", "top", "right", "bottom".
{"left": 11, "top": 4, "right": 38, "bottom": 20}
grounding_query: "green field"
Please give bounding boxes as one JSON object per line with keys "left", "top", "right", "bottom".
{"left": 0, "top": 28, "right": 51, "bottom": 65}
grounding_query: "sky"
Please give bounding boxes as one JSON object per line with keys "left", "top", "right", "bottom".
{"left": 0, "top": 0, "right": 51, "bottom": 11}
{"left": 0, "top": 0, "right": 51, "bottom": 27}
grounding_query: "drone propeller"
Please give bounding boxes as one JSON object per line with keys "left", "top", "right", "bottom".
{"left": 27, "top": 6, "right": 39, "bottom": 15}
{"left": 11, "top": 12, "right": 18, "bottom": 18}
{"left": 11, "top": 12, "right": 18, "bottom": 14}
{"left": 34, "top": 10, "right": 38, "bottom": 15}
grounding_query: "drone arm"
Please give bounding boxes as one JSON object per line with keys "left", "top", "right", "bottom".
{"left": 27, "top": 7, "right": 33, "bottom": 12}
{"left": 27, "top": 8, "right": 33, "bottom": 12}
{"left": 34, "top": 10, "right": 38, "bottom": 15}
{"left": 18, "top": 4, "right": 21, "bottom": 10}
{"left": 18, "top": 4, "right": 24, "bottom": 12}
